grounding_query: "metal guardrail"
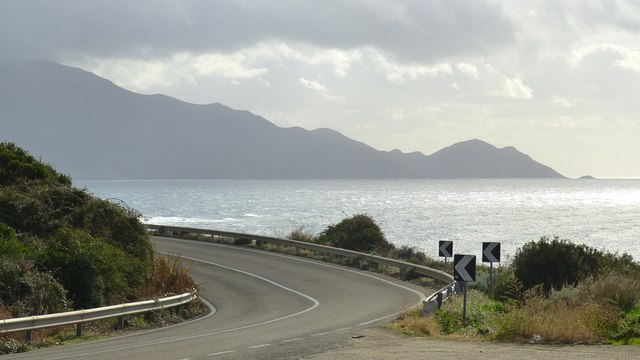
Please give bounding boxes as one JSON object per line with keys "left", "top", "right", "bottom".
{"left": 1, "top": 292, "right": 197, "bottom": 343}
{"left": 146, "top": 224, "right": 456, "bottom": 312}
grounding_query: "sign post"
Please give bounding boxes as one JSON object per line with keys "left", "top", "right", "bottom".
{"left": 454, "top": 254, "right": 476, "bottom": 325}
{"left": 482, "top": 242, "right": 501, "bottom": 284}
{"left": 438, "top": 240, "right": 453, "bottom": 266}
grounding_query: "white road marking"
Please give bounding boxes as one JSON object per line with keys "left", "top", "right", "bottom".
{"left": 311, "top": 331, "right": 330, "bottom": 337}
{"left": 208, "top": 350, "right": 235, "bottom": 356}
{"left": 333, "top": 327, "right": 353, "bottom": 332}
{"left": 280, "top": 337, "right": 304, "bottom": 343}
{"left": 248, "top": 343, "right": 272, "bottom": 349}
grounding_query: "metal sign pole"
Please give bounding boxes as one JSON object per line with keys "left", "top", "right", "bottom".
{"left": 489, "top": 261, "right": 493, "bottom": 284}
{"left": 463, "top": 282, "right": 468, "bottom": 326}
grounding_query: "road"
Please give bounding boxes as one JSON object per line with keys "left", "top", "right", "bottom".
{"left": 7, "top": 237, "right": 429, "bottom": 359}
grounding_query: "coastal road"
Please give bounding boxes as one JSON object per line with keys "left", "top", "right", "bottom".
{"left": 8, "top": 237, "right": 429, "bottom": 360}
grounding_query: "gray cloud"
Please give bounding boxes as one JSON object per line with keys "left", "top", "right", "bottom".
{"left": 0, "top": 0, "right": 513, "bottom": 62}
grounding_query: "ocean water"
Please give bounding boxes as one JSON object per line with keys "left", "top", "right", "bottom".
{"left": 78, "top": 179, "right": 640, "bottom": 263}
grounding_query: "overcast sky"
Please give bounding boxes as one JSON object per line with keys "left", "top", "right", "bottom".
{"left": 2, "top": 0, "right": 640, "bottom": 178}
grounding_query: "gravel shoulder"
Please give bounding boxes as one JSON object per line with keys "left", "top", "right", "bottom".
{"left": 302, "top": 327, "right": 640, "bottom": 360}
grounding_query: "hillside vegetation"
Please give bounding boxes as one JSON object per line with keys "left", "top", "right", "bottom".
{"left": 0, "top": 142, "right": 195, "bottom": 319}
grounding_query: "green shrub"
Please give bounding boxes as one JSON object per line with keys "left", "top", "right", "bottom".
{"left": 435, "top": 289, "right": 505, "bottom": 336}
{"left": 0, "top": 181, "right": 91, "bottom": 237}
{"left": 612, "top": 309, "right": 640, "bottom": 341}
{"left": 76, "top": 198, "right": 152, "bottom": 262}
{"left": 0, "top": 337, "right": 30, "bottom": 355}
{"left": 0, "top": 142, "right": 70, "bottom": 186}
{"left": 513, "top": 237, "right": 609, "bottom": 292}
{"left": 392, "top": 245, "right": 428, "bottom": 265}
{"left": 0, "top": 223, "right": 27, "bottom": 258}
{"left": 0, "top": 258, "right": 69, "bottom": 316}
{"left": 233, "top": 237, "right": 252, "bottom": 245}
{"left": 37, "top": 227, "right": 135, "bottom": 309}
{"left": 316, "top": 214, "right": 394, "bottom": 255}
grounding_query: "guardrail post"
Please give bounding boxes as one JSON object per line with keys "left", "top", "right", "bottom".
{"left": 117, "top": 316, "right": 125, "bottom": 330}
{"left": 25, "top": 330, "right": 32, "bottom": 345}
{"left": 436, "top": 292, "right": 443, "bottom": 309}
{"left": 455, "top": 281, "right": 462, "bottom": 295}
{"left": 76, "top": 323, "right": 83, "bottom": 337}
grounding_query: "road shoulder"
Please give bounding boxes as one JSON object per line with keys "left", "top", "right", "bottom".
{"left": 302, "top": 327, "right": 639, "bottom": 360}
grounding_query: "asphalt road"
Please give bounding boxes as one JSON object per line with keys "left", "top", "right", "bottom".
{"left": 7, "top": 237, "right": 430, "bottom": 360}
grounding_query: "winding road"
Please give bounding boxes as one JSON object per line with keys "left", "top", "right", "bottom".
{"left": 8, "top": 237, "right": 431, "bottom": 359}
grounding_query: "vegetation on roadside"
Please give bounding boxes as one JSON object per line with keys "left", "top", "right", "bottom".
{"left": 0, "top": 143, "right": 199, "bottom": 354}
{"left": 283, "top": 216, "right": 640, "bottom": 345}
{"left": 392, "top": 237, "right": 640, "bottom": 345}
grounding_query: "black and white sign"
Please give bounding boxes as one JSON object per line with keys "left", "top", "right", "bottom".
{"left": 482, "top": 242, "right": 501, "bottom": 263}
{"left": 439, "top": 240, "right": 453, "bottom": 258}
{"left": 454, "top": 254, "right": 476, "bottom": 282}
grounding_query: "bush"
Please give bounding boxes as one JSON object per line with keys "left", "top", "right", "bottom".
{"left": 37, "top": 227, "right": 136, "bottom": 309}
{"left": 286, "top": 226, "right": 316, "bottom": 243}
{"left": 0, "top": 337, "right": 30, "bottom": 355}
{"left": 392, "top": 245, "right": 428, "bottom": 265}
{"left": 139, "top": 256, "right": 198, "bottom": 299}
{"left": 0, "top": 142, "right": 70, "bottom": 186}
{"left": 0, "top": 143, "right": 157, "bottom": 313}
{"left": 512, "top": 237, "right": 609, "bottom": 292}
{"left": 0, "top": 181, "right": 91, "bottom": 238}
{"left": 0, "top": 258, "right": 69, "bottom": 316}
{"left": 0, "top": 223, "right": 27, "bottom": 258}
{"left": 316, "top": 214, "right": 394, "bottom": 255}
{"left": 581, "top": 272, "right": 640, "bottom": 313}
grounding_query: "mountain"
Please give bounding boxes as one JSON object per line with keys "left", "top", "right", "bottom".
{"left": 384, "top": 140, "right": 563, "bottom": 178}
{"left": 0, "top": 58, "right": 564, "bottom": 180}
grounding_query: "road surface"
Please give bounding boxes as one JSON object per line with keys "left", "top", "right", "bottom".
{"left": 7, "top": 237, "right": 429, "bottom": 359}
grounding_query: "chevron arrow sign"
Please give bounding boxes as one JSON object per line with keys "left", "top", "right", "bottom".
{"left": 454, "top": 254, "right": 476, "bottom": 282}
{"left": 438, "top": 240, "right": 453, "bottom": 258}
{"left": 482, "top": 242, "right": 501, "bottom": 263}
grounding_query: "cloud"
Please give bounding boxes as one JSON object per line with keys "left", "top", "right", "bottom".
{"left": 79, "top": 52, "right": 269, "bottom": 92}
{"left": 0, "top": 0, "right": 513, "bottom": 63}
{"left": 457, "top": 63, "right": 479, "bottom": 78}
{"left": 372, "top": 52, "right": 452, "bottom": 83}
{"left": 570, "top": 43, "right": 640, "bottom": 72}
{"left": 299, "top": 78, "right": 327, "bottom": 92}
{"left": 500, "top": 76, "right": 533, "bottom": 99}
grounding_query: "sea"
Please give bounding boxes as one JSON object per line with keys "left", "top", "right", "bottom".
{"left": 78, "top": 179, "right": 640, "bottom": 263}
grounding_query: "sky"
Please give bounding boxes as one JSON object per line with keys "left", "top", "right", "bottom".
{"left": 1, "top": 0, "right": 640, "bottom": 178}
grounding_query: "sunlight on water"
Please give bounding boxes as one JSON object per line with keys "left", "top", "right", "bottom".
{"left": 80, "top": 179, "right": 640, "bottom": 262}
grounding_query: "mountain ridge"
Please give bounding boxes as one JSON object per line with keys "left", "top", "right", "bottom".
{"left": 0, "top": 59, "right": 564, "bottom": 180}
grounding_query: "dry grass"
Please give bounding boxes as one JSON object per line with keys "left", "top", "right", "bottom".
{"left": 389, "top": 307, "right": 441, "bottom": 337}
{"left": 497, "top": 296, "right": 621, "bottom": 343}
{"left": 583, "top": 272, "right": 640, "bottom": 312}
{"left": 139, "top": 255, "right": 198, "bottom": 299}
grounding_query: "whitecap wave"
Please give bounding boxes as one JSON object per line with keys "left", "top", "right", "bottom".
{"left": 145, "top": 216, "right": 238, "bottom": 225}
